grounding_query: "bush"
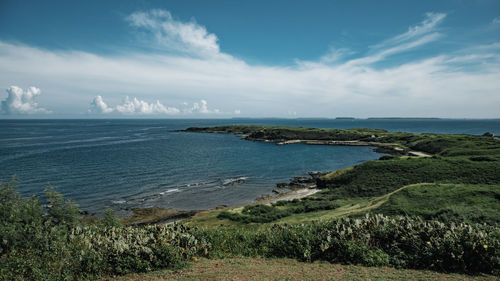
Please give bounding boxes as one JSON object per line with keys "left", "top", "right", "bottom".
{"left": 194, "top": 214, "right": 500, "bottom": 274}
{"left": 0, "top": 180, "right": 210, "bottom": 280}
{"left": 218, "top": 205, "right": 292, "bottom": 223}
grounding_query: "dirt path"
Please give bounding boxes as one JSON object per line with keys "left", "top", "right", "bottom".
{"left": 259, "top": 188, "right": 321, "bottom": 205}
{"left": 408, "top": 151, "right": 432, "bottom": 157}
{"left": 103, "top": 257, "right": 497, "bottom": 281}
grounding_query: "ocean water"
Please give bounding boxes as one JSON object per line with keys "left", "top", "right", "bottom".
{"left": 1, "top": 118, "right": 499, "bottom": 215}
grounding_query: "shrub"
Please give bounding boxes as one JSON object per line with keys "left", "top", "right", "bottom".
{"left": 0, "top": 180, "right": 210, "bottom": 280}
{"left": 194, "top": 214, "right": 500, "bottom": 274}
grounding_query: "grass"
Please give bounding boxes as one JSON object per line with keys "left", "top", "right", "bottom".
{"left": 372, "top": 183, "right": 500, "bottom": 224}
{"left": 101, "top": 257, "right": 498, "bottom": 281}
{"left": 184, "top": 183, "right": 500, "bottom": 226}
{"left": 122, "top": 208, "right": 197, "bottom": 226}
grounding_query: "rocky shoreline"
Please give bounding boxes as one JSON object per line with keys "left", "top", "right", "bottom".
{"left": 119, "top": 126, "right": 436, "bottom": 225}
{"left": 117, "top": 171, "right": 327, "bottom": 226}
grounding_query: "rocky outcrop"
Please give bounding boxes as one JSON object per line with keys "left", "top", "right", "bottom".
{"left": 276, "top": 173, "right": 318, "bottom": 190}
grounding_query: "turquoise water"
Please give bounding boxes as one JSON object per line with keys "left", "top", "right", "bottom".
{"left": 1, "top": 118, "right": 499, "bottom": 215}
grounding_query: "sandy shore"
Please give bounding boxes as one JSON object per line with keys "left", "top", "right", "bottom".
{"left": 259, "top": 188, "right": 321, "bottom": 205}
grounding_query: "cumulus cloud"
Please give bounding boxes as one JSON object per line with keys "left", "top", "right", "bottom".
{"left": 116, "top": 96, "right": 180, "bottom": 114}
{"left": 88, "top": 96, "right": 180, "bottom": 115}
{"left": 87, "top": 96, "right": 225, "bottom": 115}
{"left": 1, "top": 86, "right": 51, "bottom": 114}
{"left": 184, "top": 99, "right": 221, "bottom": 114}
{"left": 89, "top": 95, "right": 113, "bottom": 113}
{"left": 127, "top": 9, "right": 220, "bottom": 57}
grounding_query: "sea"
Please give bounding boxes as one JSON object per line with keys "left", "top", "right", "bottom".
{"left": 1, "top": 118, "right": 499, "bottom": 216}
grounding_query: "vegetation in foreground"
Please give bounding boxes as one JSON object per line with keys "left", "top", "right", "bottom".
{"left": 0, "top": 180, "right": 209, "bottom": 281}
{"left": 2, "top": 125, "right": 500, "bottom": 280}
{"left": 1, "top": 180, "right": 499, "bottom": 280}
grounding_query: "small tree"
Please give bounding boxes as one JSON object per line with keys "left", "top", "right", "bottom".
{"left": 45, "top": 187, "right": 80, "bottom": 228}
{"left": 102, "top": 208, "right": 123, "bottom": 227}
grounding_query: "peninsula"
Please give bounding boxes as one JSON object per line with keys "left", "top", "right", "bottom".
{"left": 183, "top": 125, "right": 499, "bottom": 225}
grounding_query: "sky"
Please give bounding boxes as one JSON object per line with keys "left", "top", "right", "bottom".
{"left": 0, "top": 0, "right": 499, "bottom": 118}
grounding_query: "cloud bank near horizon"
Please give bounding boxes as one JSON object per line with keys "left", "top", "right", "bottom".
{"left": 0, "top": 11, "right": 499, "bottom": 117}
{"left": 88, "top": 95, "right": 221, "bottom": 115}
{"left": 0, "top": 86, "right": 51, "bottom": 115}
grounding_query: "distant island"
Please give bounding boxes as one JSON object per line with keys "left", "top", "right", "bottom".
{"left": 367, "top": 117, "right": 442, "bottom": 119}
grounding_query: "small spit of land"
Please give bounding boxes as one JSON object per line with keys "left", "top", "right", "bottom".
{"left": 1, "top": 125, "right": 499, "bottom": 281}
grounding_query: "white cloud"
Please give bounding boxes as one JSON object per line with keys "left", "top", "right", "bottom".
{"left": 1, "top": 86, "right": 51, "bottom": 114}
{"left": 127, "top": 9, "right": 220, "bottom": 57}
{"left": 234, "top": 109, "right": 241, "bottom": 115}
{"left": 0, "top": 11, "right": 499, "bottom": 118}
{"left": 383, "top": 12, "right": 446, "bottom": 46}
{"left": 348, "top": 13, "right": 445, "bottom": 66}
{"left": 184, "top": 99, "right": 221, "bottom": 114}
{"left": 319, "top": 48, "right": 354, "bottom": 64}
{"left": 89, "top": 95, "right": 113, "bottom": 113}
{"left": 88, "top": 96, "right": 180, "bottom": 115}
{"left": 492, "top": 17, "right": 500, "bottom": 25}
{"left": 115, "top": 96, "right": 180, "bottom": 114}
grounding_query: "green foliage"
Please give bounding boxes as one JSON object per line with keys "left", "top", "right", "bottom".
{"left": 318, "top": 157, "right": 499, "bottom": 197}
{"left": 45, "top": 187, "right": 80, "bottom": 227}
{"left": 218, "top": 205, "right": 292, "bottom": 223}
{"left": 0, "top": 180, "right": 210, "bottom": 281}
{"left": 186, "top": 125, "right": 388, "bottom": 141}
{"left": 1, "top": 179, "right": 499, "bottom": 278}
{"left": 102, "top": 208, "right": 123, "bottom": 227}
{"left": 194, "top": 214, "right": 500, "bottom": 274}
{"left": 372, "top": 184, "right": 500, "bottom": 225}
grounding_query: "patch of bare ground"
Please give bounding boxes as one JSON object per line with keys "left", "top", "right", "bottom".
{"left": 101, "top": 257, "right": 497, "bottom": 281}
{"left": 258, "top": 188, "right": 321, "bottom": 205}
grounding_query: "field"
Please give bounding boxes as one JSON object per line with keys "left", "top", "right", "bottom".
{"left": 103, "top": 257, "right": 498, "bottom": 281}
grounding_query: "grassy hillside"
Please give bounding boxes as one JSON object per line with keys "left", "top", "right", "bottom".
{"left": 370, "top": 183, "right": 500, "bottom": 225}
{"left": 187, "top": 125, "right": 499, "bottom": 225}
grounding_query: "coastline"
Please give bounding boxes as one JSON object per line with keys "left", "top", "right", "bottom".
{"left": 122, "top": 127, "right": 435, "bottom": 225}
{"left": 122, "top": 173, "right": 324, "bottom": 225}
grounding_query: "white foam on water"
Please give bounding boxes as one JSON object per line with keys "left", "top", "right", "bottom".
{"left": 222, "top": 177, "right": 248, "bottom": 186}
{"left": 160, "top": 188, "right": 180, "bottom": 195}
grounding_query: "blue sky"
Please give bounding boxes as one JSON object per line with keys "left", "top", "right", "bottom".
{"left": 0, "top": 0, "right": 499, "bottom": 117}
